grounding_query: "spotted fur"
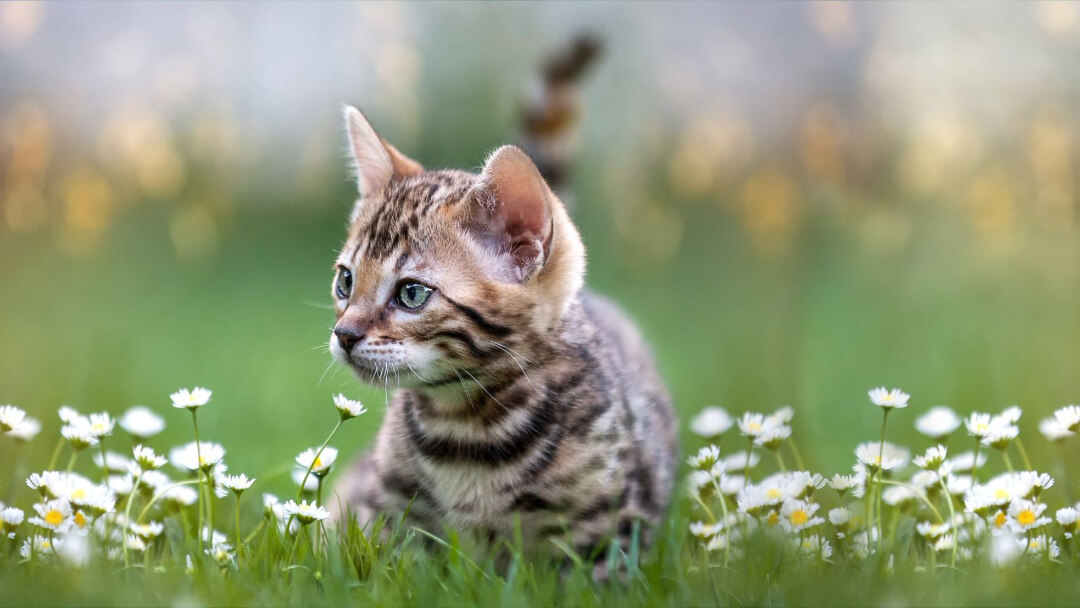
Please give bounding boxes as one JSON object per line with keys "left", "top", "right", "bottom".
{"left": 328, "top": 99, "right": 676, "bottom": 570}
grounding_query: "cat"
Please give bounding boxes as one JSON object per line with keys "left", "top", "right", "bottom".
{"left": 328, "top": 42, "right": 676, "bottom": 574}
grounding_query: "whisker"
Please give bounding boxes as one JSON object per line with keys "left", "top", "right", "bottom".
{"left": 482, "top": 340, "right": 541, "bottom": 396}
{"left": 302, "top": 300, "right": 338, "bottom": 310}
{"left": 316, "top": 359, "right": 337, "bottom": 390}
{"left": 404, "top": 360, "right": 434, "bottom": 385}
{"left": 462, "top": 368, "right": 509, "bottom": 413}
{"left": 454, "top": 368, "right": 479, "bottom": 415}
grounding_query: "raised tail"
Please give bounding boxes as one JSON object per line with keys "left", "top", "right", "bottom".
{"left": 518, "top": 33, "right": 603, "bottom": 206}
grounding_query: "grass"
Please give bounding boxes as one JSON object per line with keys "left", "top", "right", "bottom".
{"left": 2, "top": 189, "right": 1080, "bottom": 606}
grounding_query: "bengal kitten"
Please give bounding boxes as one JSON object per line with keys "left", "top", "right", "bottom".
{"left": 329, "top": 53, "right": 676, "bottom": 570}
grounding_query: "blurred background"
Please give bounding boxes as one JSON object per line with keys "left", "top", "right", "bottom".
{"left": 2, "top": 2, "right": 1080, "bottom": 496}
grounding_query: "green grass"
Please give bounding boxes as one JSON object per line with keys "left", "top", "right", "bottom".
{"left": 3, "top": 192, "right": 1080, "bottom": 606}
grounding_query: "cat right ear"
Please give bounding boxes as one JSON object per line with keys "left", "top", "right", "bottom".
{"left": 343, "top": 106, "right": 423, "bottom": 199}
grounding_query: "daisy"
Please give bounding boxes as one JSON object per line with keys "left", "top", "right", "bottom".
{"left": 86, "top": 413, "right": 115, "bottom": 438}
{"left": 690, "top": 406, "right": 734, "bottom": 438}
{"left": 720, "top": 450, "right": 760, "bottom": 472}
{"left": 119, "top": 406, "right": 166, "bottom": 438}
{"left": 686, "top": 445, "right": 721, "bottom": 470}
{"left": 56, "top": 533, "right": 90, "bottom": 568}
{"left": 283, "top": 499, "right": 330, "bottom": 525}
{"left": 827, "top": 473, "right": 861, "bottom": 494}
{"left": 933, "top": 535, "right": 956, "bottom": 552}
{"left": 1015, "top": 471, "right": 1054, "bottom": 498}
{"left": 916, "top": 520, "right": 951, "bottom": 539}
{"left": 93, "top": 451, "right": 133, "bottom": 474}
{"left": 1054, "top": 405, "right": 1080, "bottom": 433}
{"left": 0, "top": 405, "right": 27, "bottom": 433}
{"left": 945, "top": 474, "right": 972, "bottom": 496}
{"left": 868, "top": 387, "right": 910, "bottom": 409}
{"left": 125, "top": 534, "right": 148, "bottom": 552}
{"left": 1056, "top": 507, "right": 1080, "bottom": 538}
{"left": 767, "top": 405, "right": 795, "bottom": 425}
{"left": 1007, "top": 499, "right": 1050, "bottom": 533}
{"left": 781, "top": 471, "right": 826, "bottom": 498}
{"left": 291, "top": 468, "right": 320, "bottom": 492}
{"left": 946, "top": 450, "right": 988, "bottom": 473}
{"left": 828, "top": 507, "right": 853, "bottom": 534}
{"left": 737, "top": 412, "right": 768, "bottom": 437}
{"left": 30, "top": 498, "right": 73, "bottom": 533}
{"left": 58, "top": 405, "right": 86, "bottom": 425}
{"left": 1023, "top": 535, "right": 1060, "bottom": 560}
{"left": 333, "top": 394, "right": 367, "bottom": 421}
{"left": 914, "top": 406, "right": 961, "bottom": 439}
{"left": 882, "top": 485, "right": 921, "bottom": 507}
{"left": 170, "top": 441, "right": 226, "bottom": 472}
{"left": 69, "top": 484, "right": 116, "bottom": 517}
{"left": 736, "top": 484, "right": 785, "bottom": 515}
{"left": 133, "top": 445, "right": 167, "bottom": 472}
{"left": 163, "top": 483, "right": 199, "bottom": 507}
{"left": 207, "top": 542, "right": 235, "bottom": 567}
{"left": 296, "top": 447, "right": 338, "bottom": 477}
{"left": 914, "top": 445, "right": 948, "bottom": 471}
{"left": 754, "top": 425, "right": 792, "bottom": 450}
{"left": 221, "top": 473, "right": 255, "bottom": 494}
{"left": 170, "top": 387, "right": 213, "bottom": 410}
{"left": 131, "top": 521, "right": 165, "bottom": 539}
{"left": 1039, "top": 417, "right": 1074, "bottom": 442}
{"left": 990, "top": 533, "right": 1023, "bottom": 567}
{"left": 997, "top": 405, "right": 1022, "bottom": 425}
{"left": 61, "top": 425, "right": 99, "bottom": 451}
{"left": 7, "top": 416, "right": 41, "bottom": 442}
{"left": 2, "top": 507, "right": 25, "bottom": 535}
{"left": 780, "top": 499, "right": 823, "bottom": 532}
{"left": 793, "top": 534, "right": 832, "bottom": 560}
{"left": 854, "top": 441, "right": 910, "bottom": 473}
{"left": 964, "top": 413, "right": 996, "bottom": 439}
{"left": 20, "top": 535, "right": 58, "bottom": 560}
{"left": 981, "top": 424, "right": 1019, "bottom": 450}
{"left": 688, "top": 520, "right": 723, "bottom": 539}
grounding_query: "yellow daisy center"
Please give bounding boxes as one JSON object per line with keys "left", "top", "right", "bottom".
{"left": 994, "top": 488, "right": 1009, "bottom": 500}
{"left": 766, "top": 512, "right": 779, "bottom": 526}
{"left": 313, "top": 458, "right": 323, "bottom": 469}
{"left": 790, "top": 510, "right": 809, "bottom": 526}
{"left": 74, "top": 511, "right": 87, "bottom": 528}
{"left": 994, "top": 511, "right": 1007, "bottom": 528}
{"left": 766, "top": 488, "right": 783, "bottom": 500}
{"left": 1018, "top": 509, "right": 1036, "bottom": 526}
{"left": 45, "top": 509, "right": 64, "bottom": 526}
{"left": 71, "top": 488, "right": 86, "bottom": 500}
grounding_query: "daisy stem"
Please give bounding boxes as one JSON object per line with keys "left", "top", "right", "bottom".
{"left": 708, "top": 478, "right": 732, "bottom": 567}
{"left": 47, "top": 437, "right": 64, "bottom": 470}
{"left": 875, "top": 408, "right": 891, "bottom": 546}
{"left": 97, "top": 438, "right": 109, "bottom": 485}
{"left": 787, "top": 437, "right": 806, "bottom": 471}
{"left": 937, "top": 475, "right": 957, "bottom": 568}
{"left": 190, "top": 409, "right": 204, "bottom": 552}
{"left": 971, "top": 438, "right": 981, "bottom": 485}
{"left": 743, "top": 437, "right": 754, "bottom": 482}
{"left": 122, "top": 469, "right": 144, "bottom": 568}
{"left": 774, "top": 450, "right": 787, "bottom": 473}
{"left": 235, "top": 493, "right": 242, "bottom": 567}
{"left": 1002, "top": 450, "right": 1015, "bottom": 473}
{"left": 65, "top": 451, "right": 78, "bottom": 473}
{"left": 296, "top": 419, "right": 343, "bottom": 502}
{"left": 880, "top": 480, "right": 945, "bottom": 523}
{"left": 1014, "top": 436, "right": 1033, "bottom": 470}
{"left": 136, "top": 479, "right": 201, "bottom": 523}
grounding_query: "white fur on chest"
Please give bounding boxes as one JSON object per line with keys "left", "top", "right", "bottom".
{"left": 420, "top": 460, "right": 523, "bottom": 528}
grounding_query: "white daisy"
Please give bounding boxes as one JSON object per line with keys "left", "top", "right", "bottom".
{"left": 56, "top": 533, "right": 90, "bottom": 568}
{"left": 916, "top": 520, "right": 951, "bottom": 539}
{"left": 7, "top": 415, "right": 41, "bottom": 442}
{"left": 689, "top": 520, "right": 723, "bottom": 539}
{"left": 964, "top": 413, "right": 996, "bottom": 439}
{"left": 291, "top": 468, "right": 320, "bottom": 492}
{"left": 2, "top": 507, "right": 25, "bottom": 535}
{"left": 868, "top": 387, "right": 910, "bottom": 409}
{"left": 125, "top": 534, "right": 148, "bottom": 552}
{"left": 333, "top": 394, "right": 367, "bottom": 421}
{"left": 781, "top": 471, "right": 826, "bottom": 498}
{"left": 827, "top": 473, "right": 861, "bottom": 494}
{"left": 914, "top": 445, "right": 948, "bottom": 471}
{"left": 768, "top": 405, "right": 795, "bottom": 425}
{"left": 221, "top": 473, "right": 255, "bottom": 494}
{"left": 990, "top": 533, "right": 1023, "bottom": 567}
{"left": 58, "top": 405, "right": 86, "bottom": 425}
{"left": 1039, "top": 417, "right": 1074, "bottom": 442}
{"left": 1015, "top": 471, "right": 1054, "bottom": 498}
{"left": 1056, "top": 507, "right": 1080, "bottom": 538}
{"left": 720, "top": 450, "right": 760, "bottom": 472}
{"left": 68, "top": 484, "right": 116, "bottom": 517}
{"left": 85, "top": 413, "right": 115, "bottom": 438}
{"left": 754, "top": 425, "right": 792, "bottom": 450}
{"left": 854, "top": 441, "right": 910, "bottom": 473}
{"left": 981, "top": 424, "right": 1019, "bottom": 450}
{"left": 914, "top": 406, "right": 962, "bottom": 439}
{"left": 1007, "top": 499, "right": 1050, "bottom": 533}
{"left": 0, "top": 405, "right": 27, "bottom": 433}
{"left": 828, "top": 507, "right": 852, "bottom": 533}
{"left": 882, "top": 485, "right": 921, "bottom": 507}
{"left": 20, "top": 535, "right": 58, "bottom": 560}
{"left": 945, "top": 450, "right": 988, "bottom": 473}
{"left": 1023, "top": 535, "right": 1060, "bottom": 560}
{"left": 736, "top": 484, "right": 785, "bottom": 515}
{"left": 283, "top": 499, "right": 330, "bottom": 525}
{"left": 793, "top": 534, "right": 832, "bottom": 560}
{"left": 737, "top": 412, "right": 768, "bottom": 437}
{"left": 170, "top": 441, "right": 226, "bottom": 472}
{"left": 170, "top": 387, "right": 213, "bottom": 410}
{"left": 686, "top": 445, "right": 721, "bottom": 470}
{"left": 996, "top": 405, "right": 1022, "bottom": 425}
{"left": 119, "top": 406, "right": 166, "bottom": 438}
{"left": 30, "top": 498, "right": 73, "bottom": 533}
{"left": 933, "top": 535, "right": 956, "bottom": 552}
{"left": 1054, "top": 405, "right": 1080, "bottom": 433}
{"left": 296, "top": 447, "right": 338, "bottom": 477}
{"left": 207, "top": 542, "right": 235, "bottom": 567}
{"left": 780, "top": 499, "right": 823, "bottom": 532}
{"left": 162, "top": 483, "right": 199, "bottom": 507}
{"left": 61, "top": 425, "right": 99, "bottom": 451}
{"left": 690, "top": 406, "right": 734, "bottom": 438}
{"left": 133, "top": 445, "right": 167, "bottom": 472}
{"left": 93, "top": 451, "right": 134, "bottom": 474}
{"left": 131, "top": 521, "right": 165, "bottom": 539}
{"left": 945, "top": 474, "right": 972, "bottom": 496}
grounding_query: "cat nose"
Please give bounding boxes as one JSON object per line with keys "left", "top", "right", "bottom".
{"left": 334, "top": 325, "right": 364, "bottom": 351}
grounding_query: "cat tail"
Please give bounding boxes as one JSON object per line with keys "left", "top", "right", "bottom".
{"left": 518, "top": 33, "right": 603, "bottom": 209}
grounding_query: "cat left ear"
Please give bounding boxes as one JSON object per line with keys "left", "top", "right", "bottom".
{"left": 343, "top": 105, "right": 423, "bottom": 198}
{"left": 468, "top": 145, "right": 554, "bottom": 283}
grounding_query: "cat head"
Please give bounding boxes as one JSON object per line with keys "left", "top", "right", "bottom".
{"left": 329, "top": 106, "right": 585, "bottom": 390}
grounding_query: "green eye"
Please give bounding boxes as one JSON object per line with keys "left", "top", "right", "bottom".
{"left": 335, "top": 267, "right": 353, "bottom": 299}
{"left": 397, "top": 282, "right": 433, "bottom": 309}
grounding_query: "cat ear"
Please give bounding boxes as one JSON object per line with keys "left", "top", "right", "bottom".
{"left": 343, "top": 105, "right": 422, "bottom": 197}
{"left": 468, "top": 145, "right": 554, "bottom": 283}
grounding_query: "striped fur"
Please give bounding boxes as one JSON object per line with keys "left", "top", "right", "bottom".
{"left": 329, "top": 78, "right": 675, "bottom": 569}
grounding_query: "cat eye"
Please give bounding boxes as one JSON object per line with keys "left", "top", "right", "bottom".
{"left": 397, "top": 282, "right": 433, "bottom": 310}
{"left": 335, "top": 267, "right": 353, "bottom": 299}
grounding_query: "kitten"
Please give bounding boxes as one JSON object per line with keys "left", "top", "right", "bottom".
{"left": 329, "top": 100, "right": 676, "bottom": 570}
